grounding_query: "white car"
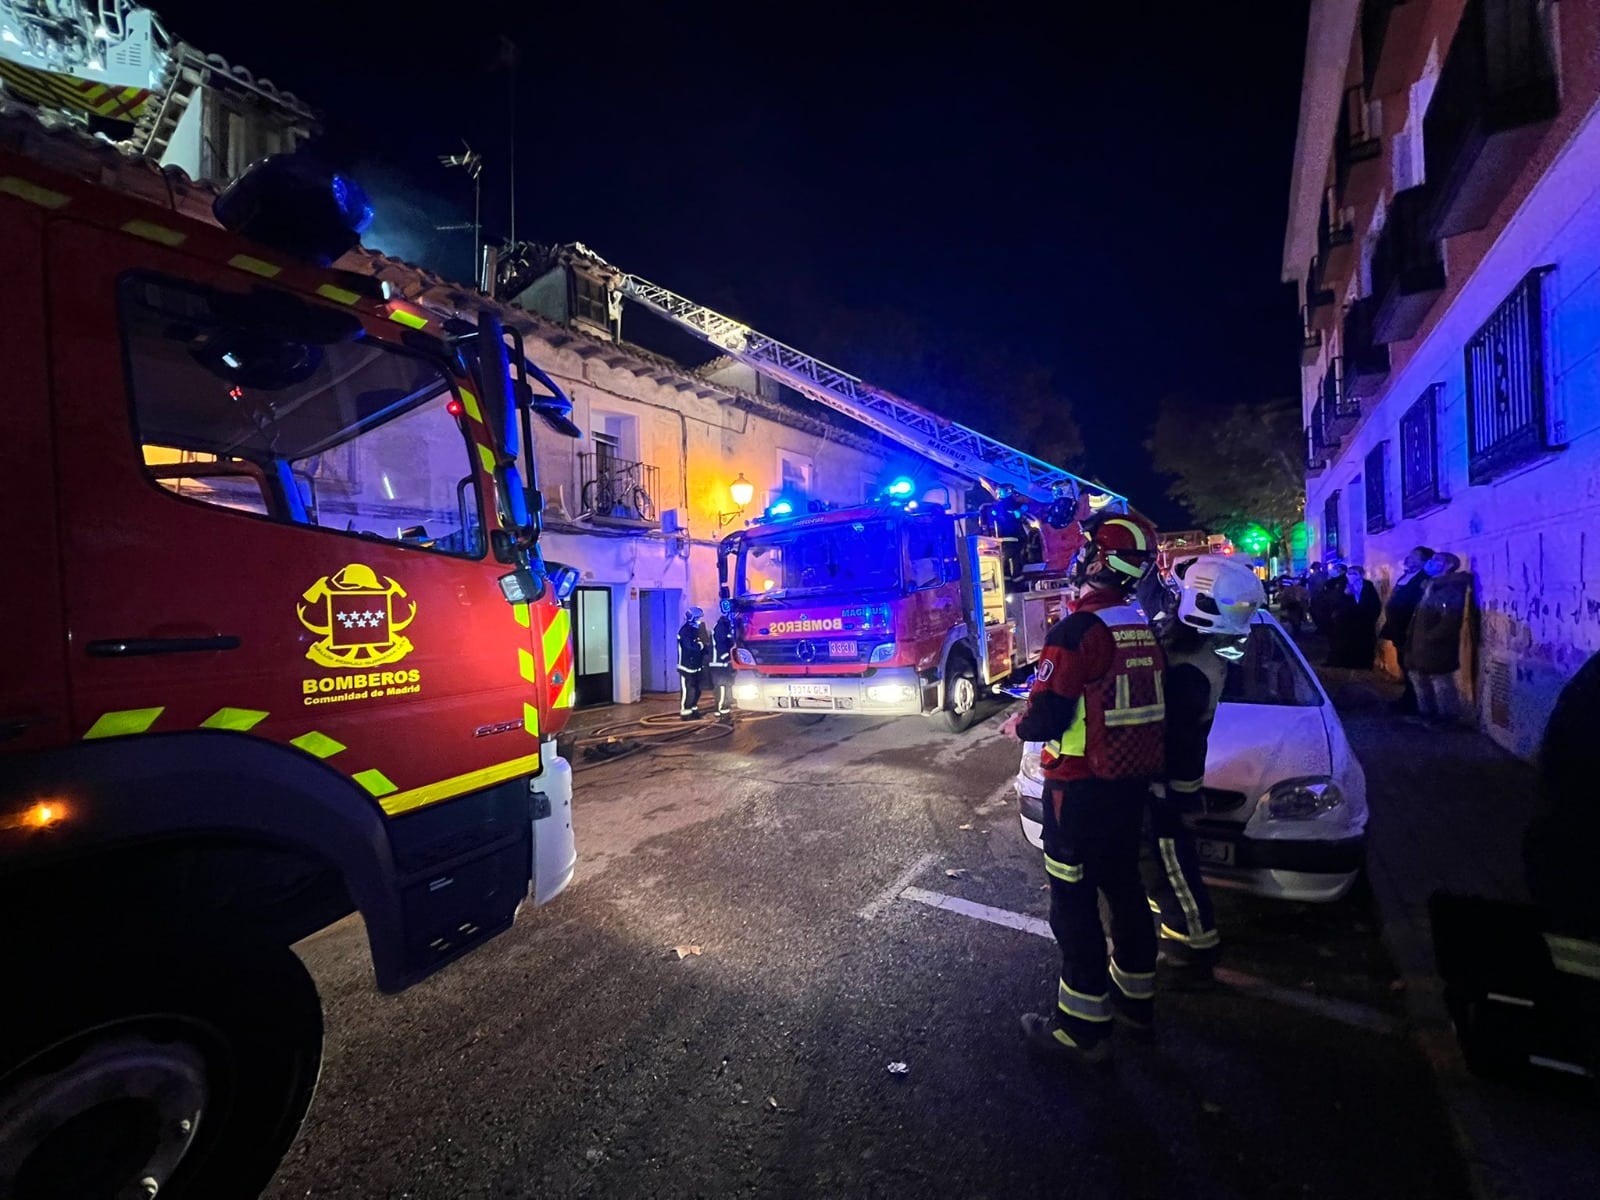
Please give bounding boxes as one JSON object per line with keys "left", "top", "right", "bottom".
{"left": 1016, "top": 611, "right": 1367, "bottom": 903}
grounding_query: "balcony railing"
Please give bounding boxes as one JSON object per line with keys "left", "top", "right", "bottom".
{"left": 1342, "top": 296, "right": 1391, "bottom": 398}
{"left": 1306, "top": 427, "right": 1328, "bottom": 476}
{"left": 579, "top": 453, "right": 661, "bottom": 527}
{"left": 1318, "top": 185, "right": 1356, "bottom": 282}
{"left": 1465, "top": 267, "right": 1560, "bottom": 484}
{"left": 1372, "top": 186, "right": 1445, "bottom": 343}
{"left": 1322, "top": 357, "right": 1361, "bottom": 439}
{"left": 1334, "top": 86, "right": 1382, "bottom": 200}
{"left": 1300, "top": 305, "right": 1323, "bottom": 365}
{"left": 1400, "top": 384, "right": 1446, "bottom": 517}
{"left": 1425, "top": 0, "right": 1559, "bottom": 239}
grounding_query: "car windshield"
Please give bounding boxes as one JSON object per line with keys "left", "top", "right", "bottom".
{"left": 736, "top": 519, "right": 899, "bottom": 599}
{"left": 1220, "top": 623, "right": 1324, "bottom": 707}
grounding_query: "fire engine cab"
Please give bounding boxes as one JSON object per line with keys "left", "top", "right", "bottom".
{"left": 0, "top": 111, "right": 580, "bottom": 1198}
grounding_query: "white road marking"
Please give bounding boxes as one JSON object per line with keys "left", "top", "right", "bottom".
{"left": 856, "top": 852, "right": 939, "bottom": 920}
{"left": 898, "top": 886, "right": 1400, "bottom": 1037}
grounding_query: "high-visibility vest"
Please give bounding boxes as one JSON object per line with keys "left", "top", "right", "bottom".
{"left": 1041, "top": 604, "right": 1166, "bottom": 781}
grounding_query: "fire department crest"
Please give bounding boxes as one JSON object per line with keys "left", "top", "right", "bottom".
{"left": 297, "top": 563, "right": 417, "bottom": 668}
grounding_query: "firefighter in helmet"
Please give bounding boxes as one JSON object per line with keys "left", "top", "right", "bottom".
{"left": 1001, "top": 512, "right": 1166, "bottom": 1062}
{"left": 710, "top": 601, "right": 738, "bottom": 718}
{"left": 678, "top": 606, "right": 709, "bottom": 720}
{"left": 1144, "top": 555, "right": 1265, "bottom": 986}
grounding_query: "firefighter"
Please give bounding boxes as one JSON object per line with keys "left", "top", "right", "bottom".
{"left": 1000, "top": 513, "right": 1165, "bottom": 1063}
{"left": 710, "top": 603, "right": 737, "bottom": 718}
{"left": 677, "top": 606, "right": 709, "bottom": 719}
{"left": 1144, "top": 555, "right": 1265, "bottom": 987}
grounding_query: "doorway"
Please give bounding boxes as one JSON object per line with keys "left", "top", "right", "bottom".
{"left": 638, "top": 588, "right": 682, "bottom": 694}
{"left": 567, "top": 586, "right": 615, "bottom": 707}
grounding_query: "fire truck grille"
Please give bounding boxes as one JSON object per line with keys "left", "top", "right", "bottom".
{"left": 745, "top": 639, "right": 888, "bottom": 667}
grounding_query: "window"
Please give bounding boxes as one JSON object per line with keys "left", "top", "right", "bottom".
{"left": 904, "top": 512, "right": 958, "bottom": 591}
{"left": 1466, "top": 266, "right": 1561, "bottom": 484}
{"left": 1221, "top": 624, "right": 1324, "bottom": 708}
{"left": 572, "top": 272, "right": 611, "bottom": 327}
{"left": 121, "top": 274, "right": 484, "bottom": 557}
{"left": 775, "top": 449, "right": 814, "bottom": 500}
{"left": 1323, "top": 490, "right": 1341, "bottom": 560}
{"left": 736, "top": 519, "right": 899, "bottom": 599}
{"left": 1401, "top": 384, "right": 1446, "bottom": 517}
{"left": 1364, "top": 442, "right": 1392, "bottom": 533}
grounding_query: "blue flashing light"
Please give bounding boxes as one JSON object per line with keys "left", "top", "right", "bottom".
{"left": 768, "top": 500, "right": 794, "bottom": 517}
{"left": 887, "top": 476, "right": 915, "bottom": 498}
{"left": 331, "top": 174, "right": 375, "bottom": 235}
{"left": 213, "top": 153, "right": 376, "bottom": 266}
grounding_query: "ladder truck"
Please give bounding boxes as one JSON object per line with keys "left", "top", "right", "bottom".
{"left": 566, "top": 249, "right": 1137, "bottom": 731}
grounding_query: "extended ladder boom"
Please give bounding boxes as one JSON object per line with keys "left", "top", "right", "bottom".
{"left": 609, "top": 270, "right": 1125, "bottom": 504}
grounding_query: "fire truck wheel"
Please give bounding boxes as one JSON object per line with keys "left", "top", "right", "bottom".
{"left": 0, "top": 933, "right": 323, "bottom": 1200}
{"left": 934, "top": 652, "right": 981, "bottom": 733}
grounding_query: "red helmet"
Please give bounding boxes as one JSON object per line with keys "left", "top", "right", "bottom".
{"left": 1075, "top": 512, "right": 1158, "bottom": 588}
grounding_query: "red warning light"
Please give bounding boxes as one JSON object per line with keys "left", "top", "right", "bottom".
{"left": 446, "top": 399, "right": 464, "bottom": 417}
{"left": 229, "top": 386, "right": 243, "bottom": 400}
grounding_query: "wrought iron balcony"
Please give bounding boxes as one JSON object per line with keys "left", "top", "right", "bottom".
{"left": 1300, "top": 305, "right": 1323, "bottom": 366}
{"left": 1306, "top": 411, "right": 1330, "bottom": 476}
{"left": 579, "top": 453, "right": 661, "bottom": 527}
{"left": 1372, "top": 186, "right": 1445, "bottom": 343}
{"left": 1306, "top": 256, "right": 1336, "bottom": 335}
{"left": 1318, "top": 185, "right": 1356, "bottom": 283}
{"left": 1322, "top": 358, "right": 1361, "bottom": 439}
{"left": 1342, "top": 296, "right": 1391, "bottom": 399}
{"left": 1425, "top": 0, "right": 1559, "bottom": 239}
{"left": 1334, "top": 86, "right": 1382, "bottom": 199}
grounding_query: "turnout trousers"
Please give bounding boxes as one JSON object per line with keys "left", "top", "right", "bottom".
{"left": 678, "top": 668, "right": 703, "bottom": 715}
{"left": 1041, "top": 778, "right": 1158, "bottom": 1046}
{"left": 709, "top": 666, "right": 735, "bottom": 715}
{"left": 1141, "top": 789, "right": 1220, "bottom": 965}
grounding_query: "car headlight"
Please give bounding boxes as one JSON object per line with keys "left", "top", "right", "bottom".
{"left": 1019, "top": 747, "right": 1044, "bottom": 784}
{"left": 1262, "top": 776, "right": 1344, "bottom": 820}
{"left": 868, "top": 642, "right": 897, "bottom": 663}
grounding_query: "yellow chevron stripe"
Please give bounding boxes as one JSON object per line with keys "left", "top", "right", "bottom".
{"left": 379, "top": 752, "right": 542, "bottom": 817}
{"left": 542, "top": 606, "right": 571, "bottom": 667}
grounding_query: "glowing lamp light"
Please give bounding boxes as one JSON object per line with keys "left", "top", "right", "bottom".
{"left": 886, "top": 477, "right": 915, "bottom": 498}
{"left": 729, "top": 473, "right": 755, "bottom": 509}
{"left": 446, "top": 398, "right": 465, "bottom": 417}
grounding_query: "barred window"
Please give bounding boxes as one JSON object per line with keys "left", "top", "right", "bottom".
{"left": 1323, "top": 490, "right": 1341, "bottom": 561}
{"left": 1401, "top": 384, "right": 1446, "bottom": 518}
{"left": 1365, "top": 442, "right": 1392, "bottom": 533}
{"left": 1466, "top": 267, "right": 1560, "bottom": 484}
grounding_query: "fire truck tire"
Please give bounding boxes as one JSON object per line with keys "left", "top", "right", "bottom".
{"left": 0, "top": 931, "right": 323, "bottom": 1200}
{"left": 934, "top": 652, "right": 981, "bottom": 733}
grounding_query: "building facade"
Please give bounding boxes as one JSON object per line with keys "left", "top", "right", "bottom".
{"left": 1285, "top": 0, "right": 1600, "bottom": 755}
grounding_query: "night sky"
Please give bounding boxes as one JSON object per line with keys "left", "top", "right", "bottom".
{"left": 154, "top": 2, "right": 1310, "bottom": 528}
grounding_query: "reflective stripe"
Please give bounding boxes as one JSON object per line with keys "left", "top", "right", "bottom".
{"left": 379, "top": 751, "right": 543, "bottom": 817}
{"left": 513, "top": 602, "right": 531, "bottom": 628}
{"left": 518, "top": 647, "right": 538, "bottom": 684}
{"left": 523, "top": 701, "right": 541, "bottom": 738}
{"left": 200, "top": 707, "right": 269, "bottom": 731}
{"left": 1110, "top": 959, "right": 1156, "bottom": 1001}
{"left": 1159, "top": 836, "right": 1209, "bottom": 944}
{"left": 388, "top": 307, "right": 429, "bottom": 330}
{"left": 459, "top": 387, "right": 484, "bottom": 424}
{"left": 555, "top": 672, "right": 576, "bottom": 709}
{"left": 1043, "top": 853, "right": 1083, "bottom": 883}
{"left": 1057, "top": 980, "right": 1112, "bottom": 1023}
{"left": 1544, "top": 934, "right": 1600, "bottom": 981}
{"left": 1104, "top": 702, "right": 1165, "bottom": 726}
{"left": 0, "top": 176, "right": 70, "bottom": 208}
{"left": 478, "top": 443, "right": 498, "bottom": 474}
{"left": 1159, "top": 921, "right": 1221, "bottom": 950}
{"left": 1052, "top": 1027, "right": 1093, "bottom": 1048}
{"left": 316, "top": 282, "right": 361, "bottom": 305}
{"left": 83, "top": 707, "right": 165, "bottom": 739}
{"left": 290, "top": 730, "right": 347, "bottom": 759}
{"left": 228, "top": 254, "right": 282, "bottom": 278}
{"left": 542, "top": 606, "right": 572, "bottom": 669}
{"left": 1044, "top": 698, "right": 1087, "bottom": 761}
{"left": 352, "top": 767, "right": 397, "bottom": 797}
{"left": 1169, "top": 778, "right": 1203, "bottom": 794}
{"left": 121, "top": 218, "right": 185, "bottom": 246}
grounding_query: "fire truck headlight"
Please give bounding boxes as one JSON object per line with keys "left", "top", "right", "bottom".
{"left": 498, "top": 566, "right": 546, "bottom": 605}
{"left": 866, "top": 684, "right": 917, "bottom": 703}
{"left": 868, "top": 642, "right": 897, "bottom": 664}
{"left": 734, "top": 683, "right": 760, "bottom": 701}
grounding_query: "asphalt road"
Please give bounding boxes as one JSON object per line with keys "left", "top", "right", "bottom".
{"left": 266, "top": 698, "right": 1468, "bottom": 1200}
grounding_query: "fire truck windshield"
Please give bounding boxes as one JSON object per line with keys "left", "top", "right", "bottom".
{"left": 735, "top": 519, "right": 899, "bottom": 600}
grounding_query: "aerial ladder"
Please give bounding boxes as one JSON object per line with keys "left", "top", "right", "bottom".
{"left": 567, "top": 247, "right": 1127, "bottom": 510}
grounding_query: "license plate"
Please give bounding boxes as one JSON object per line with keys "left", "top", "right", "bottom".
{"left": 827, "top": 640, "right": 857, "bottom": 658}
{"left": 787, "top": 683, "right": 832, "bottom": 698}
{"left": 1195, "top": 838, "right": 1236, "bottom": 867}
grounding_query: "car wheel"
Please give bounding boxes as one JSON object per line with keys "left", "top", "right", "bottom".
{"left": 0, "top": 931, "right": 323, "bottom": 1200}
{"left": 933, "top": 653, "right": 981, "bottom": 733}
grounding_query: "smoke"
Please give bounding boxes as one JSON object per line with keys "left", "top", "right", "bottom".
{"left": 349, "top": 160, "right": 476, "bottom": 282}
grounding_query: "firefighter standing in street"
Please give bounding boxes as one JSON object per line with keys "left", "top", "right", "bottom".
{"left": 678, "top": 606, "right": 709, "bottom": 719}
{"left": 1143, "top": 555, "right": 1266, "bottom": 987}
{"left": 710, "top": 604, "right": 737, "bottom": 718}
{"left": 1001, "top": 513, "right": 1166, "bottom": 1063}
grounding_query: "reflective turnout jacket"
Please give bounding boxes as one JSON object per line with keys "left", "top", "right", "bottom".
{"left": 711, "top": 616, "right": 736, "bottom": 668}
{"left": 1163, "top": 645, "right": 1228, "bottom": 797}
{"left": 1015, "top": 593, "right": 1166, "bottom": 783}
{"left": 678, "top": 621, "right": 708, "bottom": 674}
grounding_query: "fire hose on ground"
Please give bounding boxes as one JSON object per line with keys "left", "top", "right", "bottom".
{"left": 568, "top": 708, "right": 787, "bottom": 773}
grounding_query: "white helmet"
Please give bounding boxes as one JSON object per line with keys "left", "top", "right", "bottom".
{"left": 1176, "top": 557, "right": 1265, "bottom": 638}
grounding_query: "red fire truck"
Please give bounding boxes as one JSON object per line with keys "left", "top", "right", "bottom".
{"left": 717, "top": 492, "right": 1079, "bottom": 732}
{"left": 0, "top": 114, "right": 582, "bottom": 1198}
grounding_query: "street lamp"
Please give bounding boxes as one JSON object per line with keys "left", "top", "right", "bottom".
{"left": 720, "top": 473, "right": 755, "bottom": 528}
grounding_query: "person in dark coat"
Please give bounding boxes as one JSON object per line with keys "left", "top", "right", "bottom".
{"left": 1404, "top": 553, "right": 1472, "bottom": 725}
{"left": 1306, "top": 562, "right": 1333, "bottom": 634}
{"left": 1523, "top": 649, "right": 1600, "bottom": 935}
{"left": 1325, "top": 563, "right": 1382, "bottom": 668}
{"left": 1380, "top": 545, "right": 1435, "bottom": 712}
